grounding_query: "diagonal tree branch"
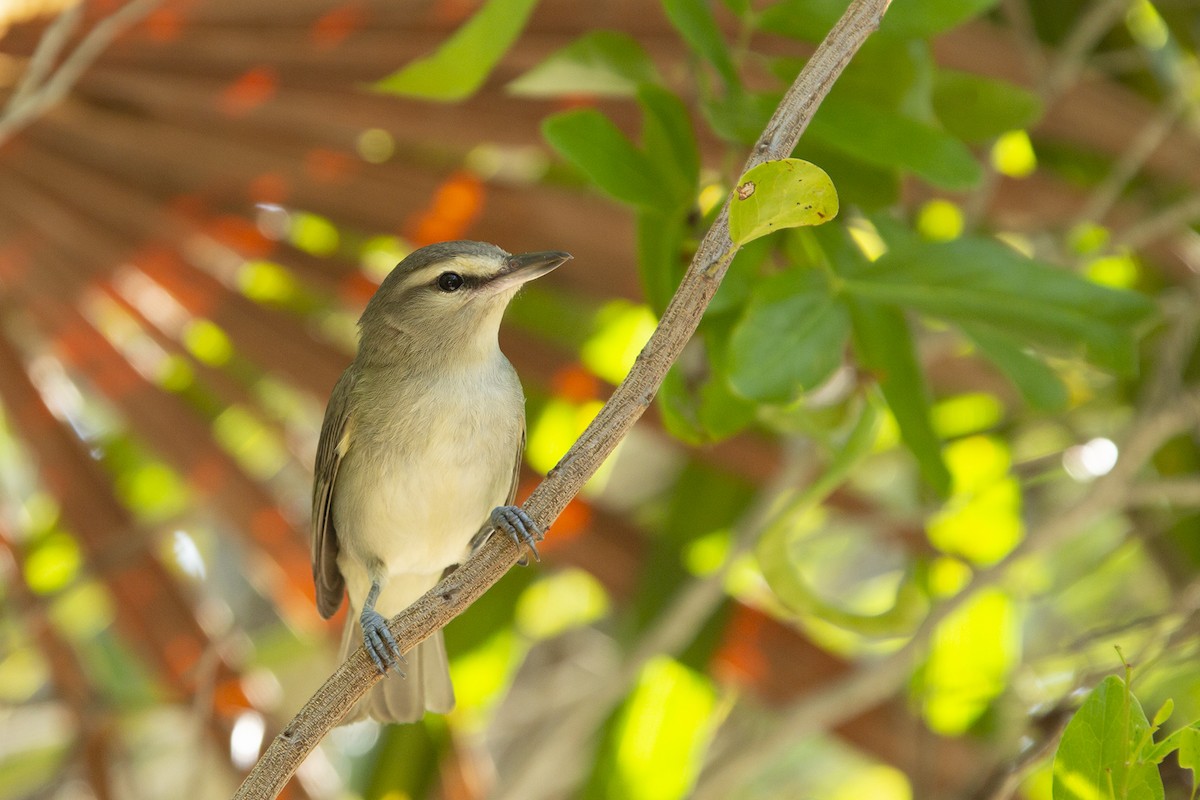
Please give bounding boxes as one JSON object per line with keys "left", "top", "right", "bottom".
{"left": 232, "top": 1, "right": 892, "bottom": 797}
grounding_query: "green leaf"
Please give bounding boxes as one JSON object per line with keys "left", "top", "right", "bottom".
{"left": 964, "top": 324, "right": 1069, "bottom": 412}
{"left": 1052, "top": 675, "right": 1165, "bottom": 800}
{"left": 663, "top": 0, "right": 738, "bottom": 85}
{"left": 727, "top": 269, "right": 849, "bottom": 403}
{"left": 637, "top": 210, "right": 687, "bottom": 313}
{"left": 659, "top": 360, "right": 757, "bottom": 444}
{"left": 543, "top": 109, "right": 673, "bottom": 210}
{"left": 757, "top": 398, "right": 925, "bottom": 634}
{"left": 795, "top": 141, "right": 900, "bottom": 209}
{"left": 708, "top": 234, "right": 773, "bottom": 315}
{"left": 881, "top": 0, "right": 1000, "bottom": 38}
{"left": 1151, "top": 699, "right": 1175, "bottom": 730}
{"left": 639, "top": 84, "right": 700, "bottom": 206}
{"left": 704, "top": 86, "right": 780, "bottom": 145}
{"left": 933, "top": 70, "right": 1043, "bottom": 142}
{"left": 1176, "top": 726, "right": 1200, "bottom": 785}
{"left": 507, "top": 30, "right": 659, "bottom": 98}
{"left": 848, "top": 297, "right": 951, "bottom": 495}
{"left": 758, "top": 0, "right": 851, "bottom": 42}
{"left": 819, "top": 36, "right": 937, "bottom": 121}
{"left": 845, "top": 238, "right": 1157, "bottom": 375}
{"left": 729, "top": 159, "right": 839, "bottom": 245}
{"left": 806, "top": 95, "right": 983, "bottom": 190}
{"left": 760, "top": 0, "right": 999, "bottom": 41}
{"left": 922, "top": 589, "right": 1020, "bottom": 734}
{"left": 1144, "top": 721, "right": 1200, "bottom": 765}
{"left": 373, "top": 0, "right": 540, "bottom": 101}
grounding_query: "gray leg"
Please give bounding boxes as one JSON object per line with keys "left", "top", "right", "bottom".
{"left": 360, "top": 574, "right": 405, "bottom": 676}
{"left": 489, "top": 505, "right": 545, "bottom": 563}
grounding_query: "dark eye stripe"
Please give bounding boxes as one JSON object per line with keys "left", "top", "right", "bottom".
{"left": 434, "top": 272, "right": 484, "bottom": 293}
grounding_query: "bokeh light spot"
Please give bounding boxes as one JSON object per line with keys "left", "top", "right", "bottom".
{"left": 991, "top": 130, "right": 1037, "bottom": 178}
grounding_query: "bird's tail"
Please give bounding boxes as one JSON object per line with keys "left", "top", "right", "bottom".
{"left": 339, "top": 615, "right": 455, "bottom": 724}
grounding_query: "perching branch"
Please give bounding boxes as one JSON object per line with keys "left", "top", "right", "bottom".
{"left": 232, "top": 1, "right": 892, "bottom": 797}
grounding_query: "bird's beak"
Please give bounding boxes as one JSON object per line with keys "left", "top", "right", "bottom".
{"left": 486, "top": 250, "right": 572, "bottom": 293}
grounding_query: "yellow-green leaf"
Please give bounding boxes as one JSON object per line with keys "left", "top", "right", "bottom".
{"left": 729, "top": 158, "right": 838, "bottom": 245}
{"left": 373, "top": 0, "right": 540, "bottom": 101}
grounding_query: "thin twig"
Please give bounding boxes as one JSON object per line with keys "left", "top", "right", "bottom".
{"left": 1072, "top": 89, "right": 1189, "bottom": 227}
{"left": 5, "top": 2, "right": 83, "bottom": 110}
{"left": 0, "top": 0, "right": 163, "bottom": 145}
{"left": 1039, "top": 0, "right": 1134, "bottom": 103}
{"left": 965, "top": 0, "right": 1134, "bottom": 231}
{"left": 232, "top": 1, "right": 893, "bottom": 797}
{"left": 1114, "top": 191, "right": 1200, "bottom": 250}
{"left": 1127, "top": 478, "right": 1200, "bottom": 508}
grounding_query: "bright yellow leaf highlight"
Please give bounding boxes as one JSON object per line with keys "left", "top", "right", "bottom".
{"left": 19, "top": 491, "right": 59, "bottom": 533}
{"left": 238, "top": 260, "right": 299, "bottom": 304}
{"left": 182, "top": 319, "right": 233, "bottom": 366}
{"left": 0, "top": 647, "right": 47, "bottom": 703}
{"left": 1085, "top": 252, "right": 1139, "bottom": 289}
{"left": 288, "top": 211, "right": 340, "bottom": 257}
{"left": 991, "top": 130, "right": 1037, "bottom": 178}
{"left": 24, "top": 531, "right": 82, "bottom": 594}
{"left": 927, "top": 436, "right": 1024, "bottom": 565}
{"left": 155, "top": 354, "right": 195, "bottom": 392}
{"left": 516, "top": 568, "right": 610, "bottom": 639}
{"left": 830, "top": 765, "right": 912, "bottom": 800}
{"left": 1126, "top": 0, "right": 1169, "bottom": 49}
{"left": 847, "top": 216, "right": 887, "bottom": 261}
{"left": 933, "top": 393, "right": 1004, "bottom": 439}
{"left": 916, "top": 199, "right": 964, "bottom": 242}
{"left": 697, "top": 183, "right": 725, "bottom": 216}
{"left": 51, "top": 582, "right": 115, "bottom": 638}
{"left": 928, "top": 556, "right": 972, "bottom": 598}
{"left": 117, "top": 462, "right": 190, "bottom": 521}
{"left": 683, "top": 528, "right": 732, "bottom": 577}
{"left": 1068, "top": 222, "right": 1109, "bottom": 255}
{"left": 613, "top": 657, "right": 718, "bottom": 800}
{"left": 213, "top": 405, "right": 288, "bottom": 480}
{"left": 360, "top": 235, "right": 410, "bottom": 283}
{"left": 448, "top": 629, "right": 517, "bottom": 717}
{"left": 922, "top": 588, "right": 1020, "bottom": 735}
{"left": 581, "top": 301, "right": 657, "bottom": 385}
{"left": 526, "top": 398, "right": 604, "bottom": 476}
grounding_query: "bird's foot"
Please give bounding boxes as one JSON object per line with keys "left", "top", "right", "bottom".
{"left": 360, "top": 608, "right": 406, "bottom": 676}
{"left": 490, "top": 505, "right": 544, "bottom": 564}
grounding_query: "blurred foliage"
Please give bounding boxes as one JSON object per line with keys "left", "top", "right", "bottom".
{"left": 4, "top": 0, "right": 1200, "bottom": 799}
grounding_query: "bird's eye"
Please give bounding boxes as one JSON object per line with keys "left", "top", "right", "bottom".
{"left": 437, "top": 272, "right": 464, "bottom": 292}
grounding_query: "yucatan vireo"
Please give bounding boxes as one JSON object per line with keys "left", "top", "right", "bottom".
{"left": 312, "top": 240, "right": 571, "bottom": 723}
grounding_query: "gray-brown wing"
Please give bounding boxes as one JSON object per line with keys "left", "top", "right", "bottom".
{"left": 312, "top": 366, "right": 357, "bottom": 619}
{"left": 468, "top": 419, "right": 527, "bottom": 556}
{"left": 505, "top": 418, "right": 526, "bottom": 506}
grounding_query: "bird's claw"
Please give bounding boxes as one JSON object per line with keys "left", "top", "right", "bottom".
{"left": 490, "top": 505, "right": 544, "bottom": 563}
{"left": 360, "top": 608, "right": 406, "bottom": 676}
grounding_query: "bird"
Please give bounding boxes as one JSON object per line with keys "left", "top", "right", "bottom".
{"left": 311, "top": 240, "right": 571, "bottom": 723}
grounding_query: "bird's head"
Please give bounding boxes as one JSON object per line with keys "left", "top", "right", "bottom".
{"left": 357, "top": 240, "right": 571, "bottom": 364}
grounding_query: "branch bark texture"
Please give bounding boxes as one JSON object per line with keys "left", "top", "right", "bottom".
{"left": 234, "top": 1, "right": 892, "bottom": 797}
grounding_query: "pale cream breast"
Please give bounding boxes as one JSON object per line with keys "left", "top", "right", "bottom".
{"left": 332, "top": 354, "right": 524, "bottom": 599}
